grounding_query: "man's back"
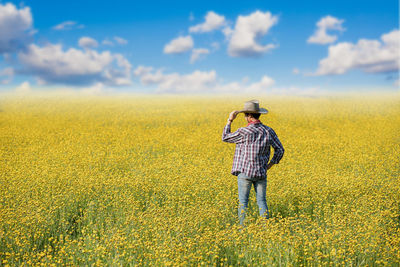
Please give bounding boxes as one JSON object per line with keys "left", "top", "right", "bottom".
{"left": 222, "top": 122, "right": 284, "bottom": 178}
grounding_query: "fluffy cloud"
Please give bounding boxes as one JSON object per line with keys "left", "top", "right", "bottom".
{"left": 52, "top": 21, "right": 84, "bottom": 30}
{"left": 189, "top": 11, "right": 226, "bottom": 33}
{"left": 245, "top": 76, "right": 275, "bottom": 91}
{"left": 163, "top": 36, "right": 194, "bottom": 54}
{"left": 80, "top": 82, "right": 106, "bottom": 95}
{"left": 190, "top": 48, "right": 209, "bottom": 63}
{"left": 214, "top": 75, "right": 275, "bottom": 94}
{"left": 102, "top": 39, "right": 114, "bottom": 46}
{"left": 101, "top": 36, "right": 128, "bottom": 46}
{"left": 211, "top": 42, "right": 220, "bottom": 51}
{"left": 0, "top": 3, "right": 34, "bottom": 53}
{"left": 133, "top": 66, "right": 318, "bottom": 95}
{"left": 15, "top": 81, "right": 31, "bottom": 93}
{"left": 18, "top": 43, "right": 132, "bottom": 86}
{"left": 225, "top": 10, "right": 278, "bottom": 57}
{"left": 114, "top": 36, "right": 128, "bottom": 45}
{"left": 134, "top": 66, "right": 216, "bottom": 93}
{"left": 78, "top": 37, "right": 98, "bottom": 49}
{"left": 308, "top": 16, "right": 345, "bottom": 45}
{"left": 133, "top": 65, "right": 276, "bottom": 94}
{"left": 314, "top": 29, "right": 400, "bottom": 75}
{"left": 133, "top": 66, "right": 154, "bottom": 76}
{"left": 1, "top": 67, "right": 14, "bottom": 84}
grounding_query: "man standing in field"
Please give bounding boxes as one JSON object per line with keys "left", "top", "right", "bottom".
{"left": 222, "top": 100, "right": 284, "bottom": 225}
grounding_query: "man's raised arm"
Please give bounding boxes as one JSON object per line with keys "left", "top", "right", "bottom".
{"left": 222, "top": 121, "right": 243, "bottom": 143}
{"left": 222, "top": 110, "right": 243, "bottom": 144}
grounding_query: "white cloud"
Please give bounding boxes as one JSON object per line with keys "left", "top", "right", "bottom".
{"left": 269, "top": 86, "right": 320, "bottom": 96}
{"left": 212, "top": 75, "right": 275, "bottom": 94}
{"left": 394, "top": 79, "right": 400, "bottom": 87}
{"left": 212, "top": 75, "right": 276, "bottom": 94}
{"left": 163, "top": 35, "right": 194, "bottom": 54}
{"left": 18, "top": 43, "right": 132, "bottom": 86}
{"left": 314, "top": 29, "right": 400, "bottom": 75}
{"left": 211, "top": 42, "right": 220, "bottom": 51}
{"left": 1, "top": 79, "right": 11, "bottom": 85}
{"left": 102, "top": 39, "right": 114, "bottom": 46}
{"left": 308, "top": 15, "right": 345, "bottom": 45}
{"left": 133, "top": 65, "right": 154, "bottom": 76}
{"left": 114, "top": 36, "right": 128, "bottom": 45}
{"left": 15, "top": 81, "right": 31, "bottom": 93}
{"left": 0, "top": 3, "right": 34, "bottom": 53}
{"left": 222, "top": 26, "right": 234, "bottom": 39}
{"left": 245, "top": 76, "right": 275, "bottom": 91}
{"left": 100, "top": 37, "right": 128, "bottom": 46}
{"left": 1, "top": 67, "right": 14, "bottom": 76}
{"left": 133, "top": 65, "right": 276, "bottom": 94}
{"left": 136, "top": 67, "right": 216, "bottom": 93}
{"left": 293, "top": 68, "right": 300, "bottom": 74}
{"left": 133, "top": 66, "right": 319, "bottom": 95}
{"left": 226, "top": 10, "right": 278, "bottom": 57}
{"left": 1, "top": 67, "right": 14, "bottom": 84}
{"left": 52, "top": 21, "right": 84, "bottom": 30}
{"left": 78, "top": 37, "right": 98, "bottom": 49}
{"left": 80, "top": 82, "right": 105, "bottom": 95}
{"left": 190, "top": 48, "right": 209, "bottom": 63}
{"left": 189, "top": 11, "right": 226, "bottom": 33}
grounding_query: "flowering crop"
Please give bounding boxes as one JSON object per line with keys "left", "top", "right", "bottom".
{"left": 0, "top": 94, "right": 399, "bottom": 266}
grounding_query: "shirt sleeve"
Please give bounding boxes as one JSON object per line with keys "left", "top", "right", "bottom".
{"left": 222, "top": 123, "right": 244, "bottom": 144}
{"left": 268, "top": 128, "right": 284, "bottom": 164}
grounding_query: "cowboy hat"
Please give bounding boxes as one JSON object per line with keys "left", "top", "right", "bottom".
{"left": 238, "top": 100, "right": 268, "bottom": 114}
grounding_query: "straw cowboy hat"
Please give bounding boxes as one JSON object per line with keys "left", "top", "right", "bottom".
{"left": 238, "top": 100, "right": 268, "bottom": 114}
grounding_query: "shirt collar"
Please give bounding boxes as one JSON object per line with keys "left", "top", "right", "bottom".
{"left": 246, "top": 119, "right": 261, "bottom": 127}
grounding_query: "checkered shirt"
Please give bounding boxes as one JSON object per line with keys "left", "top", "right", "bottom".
{"left": 222, "top": 121, "right": 284, "bottom": 178}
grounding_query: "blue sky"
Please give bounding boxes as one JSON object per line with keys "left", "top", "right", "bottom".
{"left": 0, "top": 0, "right": 398, "bottom": 94}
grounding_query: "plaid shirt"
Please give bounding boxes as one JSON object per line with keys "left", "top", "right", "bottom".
{"left": 222, "top": 121, "right": 284, "bottom": 178}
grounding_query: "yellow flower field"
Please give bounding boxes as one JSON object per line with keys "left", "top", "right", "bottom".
{"left": 0, "top": 93, "right": 399, "bottom": 266}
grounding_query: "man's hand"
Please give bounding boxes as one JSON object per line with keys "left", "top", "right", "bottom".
{"left": 228, "top": 110, "right": 239, "bottom": 122}
{"left": 267, "top": 162, "right": 274, "bottom": 170}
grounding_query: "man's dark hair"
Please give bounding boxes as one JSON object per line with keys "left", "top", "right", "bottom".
{"left": 245, "top": 113, "right": 261, "bottom": 119}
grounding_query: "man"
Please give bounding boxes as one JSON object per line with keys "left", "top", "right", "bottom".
{"left": 221, "top": 100, "right": 284, "bottom": 226}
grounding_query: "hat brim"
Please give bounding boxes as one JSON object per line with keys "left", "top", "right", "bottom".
{"left": 238, "top": 108, "right": 268, "bottom": 114}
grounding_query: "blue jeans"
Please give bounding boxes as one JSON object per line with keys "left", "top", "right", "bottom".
{"left": 237, "top": 172, "right": 269, "bottom": 225}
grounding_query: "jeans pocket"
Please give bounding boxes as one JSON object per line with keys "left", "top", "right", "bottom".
{"left": 238, "top": 172, "right": 250, "bottom": 179}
